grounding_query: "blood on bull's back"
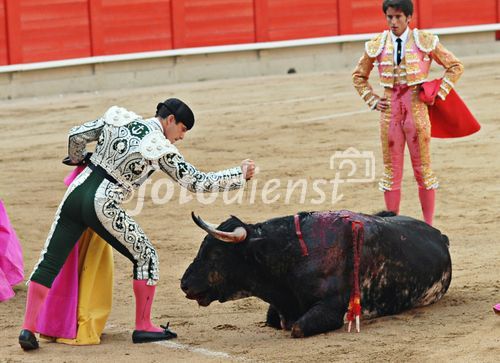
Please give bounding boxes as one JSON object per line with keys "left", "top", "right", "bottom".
{"left": 287, "top": 210, "right": 451, "bottom": 319}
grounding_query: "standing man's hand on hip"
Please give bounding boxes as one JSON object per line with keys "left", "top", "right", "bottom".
{"left": 376, "top": 97, "right": 390, "bottom": 112}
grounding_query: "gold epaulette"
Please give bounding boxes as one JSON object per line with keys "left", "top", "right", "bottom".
{"left": 413, "top": 28, "right": 439, "bottom": 53}
{"left": 365, "top": 31, "right": 388, "bottom": 58}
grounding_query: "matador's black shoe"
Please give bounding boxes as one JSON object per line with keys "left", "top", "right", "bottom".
{"left": 19, "top": 329, "right": 39, "bottom": 351}
{"left": 132, "top": 323, "right": 177, "bottom": 344}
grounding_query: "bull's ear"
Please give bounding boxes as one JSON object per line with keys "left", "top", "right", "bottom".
{"left": 244, "top": 223, "right": 265, "bottom": 243}
{"left": 244, "top": 226, "right": 268, "bottom": 263}
{"left": 246, "top": 236, "right": 269, "bottom": 265}
{"left": 229, "top": 215, "right": 245, "bottom": 225}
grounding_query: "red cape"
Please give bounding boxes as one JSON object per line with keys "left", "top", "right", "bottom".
{"left": 420, "top": 79, "right": 481, "bottom": 138}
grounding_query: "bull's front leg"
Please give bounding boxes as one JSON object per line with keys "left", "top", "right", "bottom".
{"left": 265, "top": 304, "right": 282, "bottom": 329}
{"left": 266, "top": 305, "right": 296, "bottom": 330}
{"left": 291, "top": 299, "right": 345, "bottom": 338}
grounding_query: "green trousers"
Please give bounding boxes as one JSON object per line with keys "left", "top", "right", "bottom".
{"left": 30, "top": 167, "right": 159, "bottom": 287}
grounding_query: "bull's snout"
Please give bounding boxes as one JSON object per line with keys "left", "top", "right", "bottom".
{"left": 180, "top": 278, "right": 189, "bottom": 293}
{"left": 180, "top": 267, "right": 213, "bottom": 306}
{"left": 180, "top": 263, "right": 194, "bottom": 293}
{"left": 180, "top": 274, "right": 211, "bottom": 306}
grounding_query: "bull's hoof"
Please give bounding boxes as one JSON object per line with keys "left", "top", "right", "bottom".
{"left": 265, "top": 306, "right": 282, "bottom": 329}
{"left": 279, "top": 316, "right": 293, "bottom": 330}
{"left": 291, "top": 324, "right": 304, "bottom": 338}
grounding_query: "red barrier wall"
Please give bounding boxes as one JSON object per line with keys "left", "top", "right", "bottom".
{"left": 498, "top": 0, "right": 500, "bottom": 39}
{"left": 0, "top": 0, "right": 498, "bottom": 66}
{"left": 256, "top": 0, "right": 339, "bottom": 42}
{"left": 172, "top": 0, "right": 255, "bottom": 48}
{"left": 0, "top": 1, "right": 8, "bottom": 65}
{"left": 418, "top": 0, "right": 497, "bottom": 28}
{"left": 89, "top": 0, "right": 174, "bottom": 55}
{"left": 5, "top": 0, "right": 91, "bottom": 64}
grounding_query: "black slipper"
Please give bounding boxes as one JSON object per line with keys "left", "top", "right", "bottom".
{"left": 132, "top": 323, "right": 177, "bottom": 344}
{"left": 19, "top": 329, "right": 39, "bottom": 351}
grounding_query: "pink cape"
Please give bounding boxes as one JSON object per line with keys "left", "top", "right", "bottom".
{"left": 0, "top": 200, "right": 24, "bottom": 302}
{"left": 36, "top": 166, "right": 86, "bottom": 338}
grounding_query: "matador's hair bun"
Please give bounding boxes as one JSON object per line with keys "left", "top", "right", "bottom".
{"left": 155, "top": 98, "right": 195, "bottom": 130}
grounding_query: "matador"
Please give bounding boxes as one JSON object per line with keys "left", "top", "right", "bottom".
{"left": 352, "top": 0, "right": 463, "bottom": 225}
{"left": 19, "top": 98, "right": 255, "bottom": 350}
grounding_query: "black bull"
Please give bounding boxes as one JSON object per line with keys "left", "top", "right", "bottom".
{"left": 181, "top": 210, "right": 452, "bottom": 338}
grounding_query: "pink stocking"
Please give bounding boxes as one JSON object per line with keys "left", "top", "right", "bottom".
{"left": 418, "top": 188, "right": 435, "bottom": 225}
{"left": 384, "top": 190, "right": 401, "bottom": 214}
{"left": 133, "top": 280, "right": 162, "bottom": 332}
{"left": 22, "top": 281, "right": 50, "bottom": 332}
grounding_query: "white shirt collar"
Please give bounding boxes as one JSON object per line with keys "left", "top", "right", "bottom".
{"left": 390, "top": 26, "right": 410, "bottom": 45}
{"left": 152, "top": 117, "right": 164, "bottom": 132}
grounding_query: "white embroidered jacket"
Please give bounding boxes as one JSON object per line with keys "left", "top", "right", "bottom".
{"left": 68, "top": 106, "right": 244, "bottom": 192}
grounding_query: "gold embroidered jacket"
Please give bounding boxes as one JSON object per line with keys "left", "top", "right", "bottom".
{"left": 352, "top": 28, "right": 464, "bottom": 109}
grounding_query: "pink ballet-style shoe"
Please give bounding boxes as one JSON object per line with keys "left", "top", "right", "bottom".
{"left": 493, "top": 304, "right": 500, "bottom": 316}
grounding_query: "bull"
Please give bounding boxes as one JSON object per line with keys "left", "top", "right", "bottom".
{"left": 180, "top": 210, "right": 451, "bottom": 338}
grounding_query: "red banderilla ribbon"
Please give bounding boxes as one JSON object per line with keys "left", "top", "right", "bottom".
{"left": 346, "top": 220, "right": 364, "bottom": 333}
{"left": 294, "top": 214, "right": 309, "bottom": 257}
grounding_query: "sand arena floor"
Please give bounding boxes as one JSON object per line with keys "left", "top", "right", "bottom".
{"left": 0, "top": 53, "right": 499, "bottom": 362}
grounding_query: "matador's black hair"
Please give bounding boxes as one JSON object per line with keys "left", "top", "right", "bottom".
{"left": 155, "top": 98, "right": 195, "bottom": 130}
{"left": 382, "top": 0, "right": 414, "bottom": 16}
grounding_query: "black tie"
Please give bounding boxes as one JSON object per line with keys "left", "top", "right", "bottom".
{"left": 396, "top": 38, "right": 402, "bottom": 65}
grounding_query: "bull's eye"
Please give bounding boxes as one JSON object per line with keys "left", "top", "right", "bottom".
{"left": 208, "top": 248, "right": 224, "bottom": 261}
{"left": 207, "top": 271, "right": 223, "bottom": 285}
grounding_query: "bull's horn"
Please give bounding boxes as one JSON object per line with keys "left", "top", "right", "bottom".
{"left": 191, "top": 212, "right": 247, "bottom": 243}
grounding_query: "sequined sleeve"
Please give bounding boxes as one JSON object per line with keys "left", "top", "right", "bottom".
{"left": 158, "top": 153, "right": 244, "bottom": 193}
{"left": 352, "top": 52, "right": 379, "bottom": 109}
{"left": 430, "top": 42, "right": 464, "bottom": 100}
{"left": 68, "top": 118, "right": 105, "bottom": 163}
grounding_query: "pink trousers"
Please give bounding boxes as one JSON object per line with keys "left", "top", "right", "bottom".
{"left": 379, "top": 85, "right": 438, "bottom": 192}
{"left": 379, "top": 85, "right": 437, "bottom": 225}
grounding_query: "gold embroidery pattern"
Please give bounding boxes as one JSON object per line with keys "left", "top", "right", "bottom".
{"left": 378, "top": 36, "right": 394, "bottom": 87}
{"left": 406, "top": 32, "right": 431, "bottom": 86}
{"left": 379, "top": 89, "right": 394, "bottom": 191}
{"left": 414, "top": 29, "right": 438, "bottom": 53}
{"left": 352, "top": 53, "right": 378, "bottom": 108}
{"left": 431, "top": 42, "right": 464, "bottom": 100}
{"left": 410, "top": 90, "right": 439, "bottom": 189}
{"left": 365, "top": 31, "right": 389, "bottom": 58}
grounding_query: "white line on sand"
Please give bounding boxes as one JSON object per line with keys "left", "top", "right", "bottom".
{"left": 154, "top": 340, "right": 251, "bottom": 361}
{"left": 199, "top": 92, "right": 355, "bottom": 114}
{"left": 299, "top": 109, "right": 371, "bottom": 123}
